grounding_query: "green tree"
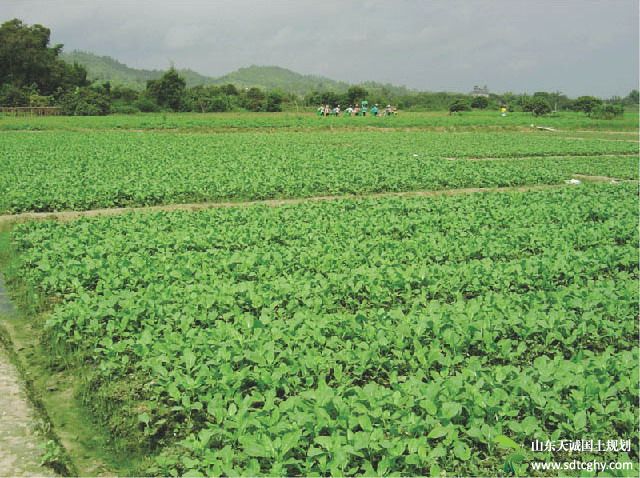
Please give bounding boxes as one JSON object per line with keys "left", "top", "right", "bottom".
{"left": 521, "top": 96, "right": 552, "bottom": 116}
{"left": 146, "top": 67, "right": 186, "bottom": 111}
{"left": 449, "top": 98, "right": 471, "bottom": 114}
{"left": 470, "top": 96, "right": 489, "bottom": 109}
{"left": 111, "top": 85, "right": 139, "bottom": 103}
{"left": 572, "top": 96, "right": 602, "bottom": 114}
{"left": 306, "top": 90, "right": 340, "bottom": 106}
{"left": 59, "top": 86, "right": 110, "bottom": 115}
{"left": 28, "top": 93, "right": 52, "bottom": 106}
{"left": 0, "top": 83, "right": 28, "bottom": 106}
{"left": 185, "top": 85, "right": 233, "bottom": 112}
{"left": 220, "top": 83, "right": 238, "bottom": 96}
{"left": 623, "top": 89, "right": 639, "bottom": 106}
{"left": 264, "top": 91, "right": 283, "bottom": 112}
{"left": 528, "top": 97, "right": 552, "bottom": 116}
{"left": 0, "top": 19, "right": 88, "bottom": 96}
{"left": 545, "top": 91, "right": 571, "bottom": 111}
{"left": 590, "top": 103, "right": 624, "bottom": 119}
{"left": 242, "top": 87, "right": 265, "bottom": 111}
{"left": 346, "top": 85, "right": 368, "bottom": 105}
{"left": 207, "top": 95, "right": 232, "bottom": 112}
{"left": 134, "top": 94, "right": 161, "bottom": 112}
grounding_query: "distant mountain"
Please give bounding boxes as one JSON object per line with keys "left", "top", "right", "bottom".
{"left": 61, "top": 50, "right": 414, "bottom": 97}
{"left": 212, "top": 65, "right": 349, "bottom": 96}
{"left": 60, "top": 51, "right": 216, "bottom": 89}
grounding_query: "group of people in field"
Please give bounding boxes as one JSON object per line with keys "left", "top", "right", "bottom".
{"left": 317, "top": 103, "right": 398, "bottom": 117}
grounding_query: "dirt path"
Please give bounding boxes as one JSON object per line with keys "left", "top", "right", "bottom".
{"left": 554, "top": 136, "right": 639, "bottom": 143}
{"left": 572, "top": 174, "right": 634, "bottom": 183}
{"left": 572, "top": 130, "right": 638, "bottom": 135}
{"left": 444, "top": 153, "right": 638, "bottom": 161}
{"left": 0, "top": 275, "right": 55, "bottom": 477}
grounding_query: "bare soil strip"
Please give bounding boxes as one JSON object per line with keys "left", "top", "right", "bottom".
{"left": 0, "top": 350, "right": 54, "bottom": 477}
{"left": 554, "top": 136, "right": 639, "bottom": 143}
{"left": 572, "top": 130, "right": 639, "bottom": 135}
{"left": 1, "top": 180, "right": 629, "bottom": 226}
{"left": 444, "top": 153, "right": 638, "bottom": 161}
{"left": 572, "top": 174, "right": 635, "bottom": 183}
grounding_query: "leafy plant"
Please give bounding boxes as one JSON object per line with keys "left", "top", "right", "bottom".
{"left": 0, "top": 130, "right": 636, "bottom": 214}
{"left": 11, "top": 183, "right": 638, "bottom": 476}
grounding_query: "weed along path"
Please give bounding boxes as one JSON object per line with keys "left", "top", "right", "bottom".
{"left": 0, "top": 274, "right": 54, "bottom": 477}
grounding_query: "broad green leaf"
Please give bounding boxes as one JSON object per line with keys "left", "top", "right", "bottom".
{"left": 427, "top": 426, "right": 448, "bottom": 440}
{"left": 494, "top": 434, "right": 520, "bottom": 450}
{"left": 453, "top": 441, "right": 471, "bottom": 461}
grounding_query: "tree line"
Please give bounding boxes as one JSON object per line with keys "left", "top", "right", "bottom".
{"left": 1, "top": 19, "right": 637, "bottom": 117}
{"left": 0, "top": 19, "right": 288, "bottom": 115}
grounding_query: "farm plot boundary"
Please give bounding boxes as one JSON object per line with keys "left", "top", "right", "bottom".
{"left": 444, "top": 152, "right": 638, "bottom": 161}
{"left": 0, "top": 179, "right": 621, "bottom": 226}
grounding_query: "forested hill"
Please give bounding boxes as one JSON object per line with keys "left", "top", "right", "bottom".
{"left": 60, "top": 50, "right": 414, "bottom": 96}
{"left": 213, "top": 65, "right": 349, "bottom": 96}
{"left": 60, "top": 51, "right": 216, "bottom": 89}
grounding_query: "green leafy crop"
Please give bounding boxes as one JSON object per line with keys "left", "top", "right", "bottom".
{"left": 0, "top": 130, "right": 636, "bottom": 213}
{"left": 12, "top": 183, "right": 638, "bottom": 476}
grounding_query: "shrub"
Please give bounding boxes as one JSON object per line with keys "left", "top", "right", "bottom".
{"left": 59, "top": 87, "right": 110, "bottom": 115}
{"left": 470, "top": 96, "right": 489, "bottom": 109}
{"left": 449, "top": 99, "right": 471, "bottom": 114}
{"left": 572, "top": 96, "right": 603, "bottom": 114}
{"left": 0, "top": 83, "right": 29, "bottom": 106}
{"left": 134, "top": 96, "right": 161, "bottom": 113}
{"left": 590, "top": 103, "right": 624, "bottom": 119}
{"left": 111, "top": 104, "right": 140, "bottom": 115}
{"left": 523, "top": 97, "right": 552, "bottom": 116}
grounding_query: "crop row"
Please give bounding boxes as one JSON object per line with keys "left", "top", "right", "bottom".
{"left": 12, "top": 184, "right": 638, "bottom": 475}
{"left": 0, "top": 131, "right": 636, "bottom": 213}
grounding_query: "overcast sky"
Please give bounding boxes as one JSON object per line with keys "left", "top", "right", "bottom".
{"left": 3, "top": 0, "right": 638, "bottom": 97}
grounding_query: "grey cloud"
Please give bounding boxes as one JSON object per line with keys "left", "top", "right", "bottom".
{"left": 2, "top": 0, "right": 637, "bottom": 96}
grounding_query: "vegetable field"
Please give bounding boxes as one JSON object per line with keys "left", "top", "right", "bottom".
{"left": 0, "top": 130, "right": 636, "bottom": 213}
{"left": 0, "top": 112, "right": 638, "bottom": 476}
{"left": 10, "top": 184, "right": 639, "bottom": 476}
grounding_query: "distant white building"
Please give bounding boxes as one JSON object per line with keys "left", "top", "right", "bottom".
{"left": 470, "top": 85, "right": 490, "bottom": 97}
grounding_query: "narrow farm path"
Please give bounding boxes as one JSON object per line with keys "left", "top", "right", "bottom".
{"left": 1, "top": 177, "right": 634, "bottom": 226}
{"left": 572, "top": 174, "right": 634, "bottom": 183}
{"left": 554, "top": 136, "right": 639, "bottom": 143}
{"left": 0, "top": 275, "right": 54, "bottom": 477}
{"left": 0, "top": 183, "right": 576, "bottom": 225}
{"left": 572, "top": 130, "right": 639, "bottom": 135}
{"left": 444, "top": 152, "right": 638, "bottom": 161}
